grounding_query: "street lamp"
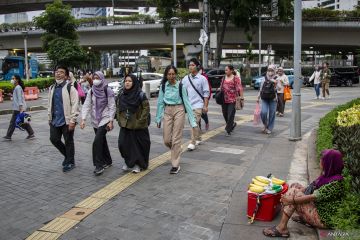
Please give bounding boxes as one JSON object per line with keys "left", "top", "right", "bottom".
{"left": 21, "top": 31, "right": 29, "bottom": 81}
{"left": 170, "top": 17, "right": 179, "bottom": 67}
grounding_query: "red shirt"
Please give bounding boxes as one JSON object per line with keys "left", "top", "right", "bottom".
{"left": 222, "top": 75, "right": 242, "bottom": 104}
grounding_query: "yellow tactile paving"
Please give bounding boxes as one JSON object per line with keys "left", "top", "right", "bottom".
{"left": 26, "top": 231, "right": 61, "bottom": 240}
{"left": 26, "top": 101, "right": 329, "bottom": 239}
{"left": 75, "top": 197, "right": 108, "bottom": 210}
{"left": 39, "top": 217, "right": 79, "bottom": 234}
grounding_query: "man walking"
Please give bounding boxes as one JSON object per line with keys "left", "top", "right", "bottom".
{"left": 181, "top": 58, "right": 210, "bottom": 151}
{"left": 320, "top": 62, "right": 331, "bottom": 99}
{"left": 48, "top": 65, "right": 79, "bottom": 172}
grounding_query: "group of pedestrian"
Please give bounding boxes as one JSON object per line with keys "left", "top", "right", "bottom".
{"left": 309, "top": 62, "right": 332, "bottom": 100}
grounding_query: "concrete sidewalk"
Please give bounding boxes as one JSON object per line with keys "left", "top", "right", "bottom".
{"left": 1, "top": 87, "right": 359, "bottom": 240}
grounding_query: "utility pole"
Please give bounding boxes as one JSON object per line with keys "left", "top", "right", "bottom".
{"left": 289, "top": 0, "right": 302, "bottom": 141}
{"left": 258, "top": 9, "right": 261, "bottom": 76}
{"left": 171, "top": 17, "right": 179, "bottom": 67}
{"left": 202, "top": 0, "right": 209, "bottom": 68}
{"left": 22, "top": 31, "right": 29, "bottom": 81}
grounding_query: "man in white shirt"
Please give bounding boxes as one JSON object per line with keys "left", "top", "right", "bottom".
{"left": 181, "top": 58, "right": 210, "bottom": 151}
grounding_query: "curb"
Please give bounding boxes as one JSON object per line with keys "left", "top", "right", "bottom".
{"left": 0, "top": 105, "right": 47, "bottom": 115}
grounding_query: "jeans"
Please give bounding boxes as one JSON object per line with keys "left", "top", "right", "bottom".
{"left": 50, "top": 124, "right": 75, "bottom": 165}
{"left": 261, "top": 99, "right": 277, "bottom": 131}
{"left": 314, "top": 83, "right": 321, "bottom": 97}
{"left": 93, "top": 125, "right": 112, "bottom": 168}
{"left": 221, "top": 103, "right": 236, "bottom": 133}
{"left": 6, "top": 110, "right": 34, "bottom": 138}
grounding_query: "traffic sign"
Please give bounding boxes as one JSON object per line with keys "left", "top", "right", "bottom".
{"left": 199, "top": 29, "right": 208, "bottom": 46}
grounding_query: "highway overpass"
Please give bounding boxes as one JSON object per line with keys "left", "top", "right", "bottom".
{"left": 0, "top": 21, "right": 359, "bottom": 52}
{"left": 0, "top": 0, "right": 196, "bottom": 14}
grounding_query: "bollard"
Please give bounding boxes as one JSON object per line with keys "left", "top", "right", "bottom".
{"left": 145, "top": 82, "right": 151, "bottom": 99}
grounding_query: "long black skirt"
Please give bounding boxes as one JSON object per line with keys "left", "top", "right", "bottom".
{"left": 118, "top": 127, "right": 150, "bottom": 170}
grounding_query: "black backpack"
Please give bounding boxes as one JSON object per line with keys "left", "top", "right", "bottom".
{"left": 260, "top": 78, "right": 276, "bottom": 100}
{"left": 161, "top": 81, "right": 187, "bottom": 113}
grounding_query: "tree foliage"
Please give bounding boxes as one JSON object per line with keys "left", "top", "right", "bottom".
{"left": 154, "top": 0, "right": 292, "bottom": 67}
{"left": 34, "top": 0, "right": 85, "bottom": 68}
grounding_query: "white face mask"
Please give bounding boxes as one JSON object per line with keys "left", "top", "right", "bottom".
{"left": 11, "top": 79, "right": 15, "bottom": 85}
{"left": 93, "top": 79, "right": 102, "bottom": 86}
{"left": 56, "top": 79, "right": 64, "bottom": 85}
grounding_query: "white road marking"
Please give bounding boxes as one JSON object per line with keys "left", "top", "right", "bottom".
{"left": 210, "top": 147, "right": 245, "bottom": 155}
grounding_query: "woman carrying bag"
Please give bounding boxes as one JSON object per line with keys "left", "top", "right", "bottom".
{"left": 155, "top": 65, "right": 197, "bottom": 174}
{"left": 117, "top": 74, "right": 151, "bottom": 173}
{"left": 217, "top": 65, "right": 244, "bottom": 136}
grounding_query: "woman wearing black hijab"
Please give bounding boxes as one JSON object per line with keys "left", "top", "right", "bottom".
{"left": 117, "top": 74, "right": 150, "bottom": 173}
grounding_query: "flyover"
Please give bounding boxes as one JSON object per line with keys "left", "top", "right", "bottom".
{"left": 0, "top": 0, "right": 196, "bottom": 14}
{"left": 0, "top": 21, "right": 359, "bottom": 52}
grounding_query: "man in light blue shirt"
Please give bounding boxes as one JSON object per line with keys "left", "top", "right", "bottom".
{"left": 181, "top": 58, "right": 210, "bottom": 151}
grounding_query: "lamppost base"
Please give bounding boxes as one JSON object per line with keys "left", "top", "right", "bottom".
{"left": 288, "top": 136, "right": 302, "bottom": 142}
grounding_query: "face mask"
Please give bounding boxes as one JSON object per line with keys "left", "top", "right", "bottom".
{"left": 93, "top": 79, "right": 102, "bottom": 86}
{"left": 11, "top": 80, "right": 15, "bottom": 85}
{"left": 56, "top": 79, "right": 64, "bottom": 85}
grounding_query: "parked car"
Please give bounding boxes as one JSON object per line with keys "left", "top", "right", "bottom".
{"left": 304, "top": 67, "right": 359, "bottom": 87}
{"left": 108, "top": 72, "right": 162, "bottom": 97}
{"left": 205, "top": 68, "right": 225, "bottom": 92}
{"left": 252, "top": 68, "right": 295, "bottom": 90}
{"left": 38, "top": 71, "right": 53, "bottom": 78}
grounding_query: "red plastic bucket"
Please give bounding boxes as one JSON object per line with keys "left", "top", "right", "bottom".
{"left": 247, "top": 183, "right": 289, "bottom": 221}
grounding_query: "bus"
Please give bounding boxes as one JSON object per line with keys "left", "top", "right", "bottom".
{"left": 135, "top": 56, "right": 172, "bottom": 73}
{"left": 1, "top": 56, "right": 38, "bottom": 80}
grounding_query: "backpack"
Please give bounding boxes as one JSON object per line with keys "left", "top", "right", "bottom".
{"left": 161, "top": 81, "right": 187, "bottom": 113}
{"left": 260, "top": 78, "right": 276, "bottom": 100}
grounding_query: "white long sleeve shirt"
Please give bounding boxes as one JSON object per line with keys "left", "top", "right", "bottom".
{"left": 309, "top": 71, "right": 321, "bottom": 85}
{"left": 81, "top": 88, "right": 116, "bottom": 128}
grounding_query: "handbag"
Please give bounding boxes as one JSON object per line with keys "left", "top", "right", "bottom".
{"left": 235, "top": 96, "right": 242, "bottom": 110}
{"left": 215, "top": 78, "right": 224, "bottom": 105}
{"left": 284, "top": 86, "right": 292, "bottom": 101}
{"left": 304, "top": 181, "right": 316, "bottom": 195}
{"left": 253, "top": 103, "right": 261, "bottom": 125}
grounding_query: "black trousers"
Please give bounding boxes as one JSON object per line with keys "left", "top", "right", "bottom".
{"left": 50, "top": 124, "right": 75, "bottom": 165}
{"left": 276, "top": 93, "right": 285, "bottom": 114}
{"left": 6, "top": 110, "right": 34, "bottom": 138}
{"left": 93, "top": 125, "right": 112, "bottom": 168}
{"left": 221, "top": 103, "right": 236, "bottom": 134}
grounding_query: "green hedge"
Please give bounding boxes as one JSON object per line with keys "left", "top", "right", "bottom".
{"left": 0, "top": 77, "right": 54, "bottom": 95}
{"left": 316, "top": 98, "right": 360, "bottom": 160}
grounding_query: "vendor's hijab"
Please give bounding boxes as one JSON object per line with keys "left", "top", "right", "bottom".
{"left": 315, "top": 149, "right": 344, "bottom": 188}
{"left": 119, "top": 74, "right": 143, "bottom": 113}
{"left": 92, "top": 71, "right": 114, "bottom": 123}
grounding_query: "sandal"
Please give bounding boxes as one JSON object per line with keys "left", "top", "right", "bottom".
{"left": 263, "top": 226, "right": 290, "bottom": 238}
{"left": 292, "top": 216, "right": 313, "bottom": 228}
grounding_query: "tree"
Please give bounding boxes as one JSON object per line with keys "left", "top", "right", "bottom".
{"left": 34, "top": 0, "right": 85, "bottom": 67}
{"left": 154, "top": 0, "right": 292, "bottom": 67}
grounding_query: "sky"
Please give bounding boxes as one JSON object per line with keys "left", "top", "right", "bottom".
{"left": 0, "top": 11, "right": 43, "bottom": 24}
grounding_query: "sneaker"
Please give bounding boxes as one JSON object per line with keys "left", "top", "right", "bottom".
{"left": 122, "top": 164, "right": 131, "bottom": 171}
{"left": 187, "top": 143, "right": 196, "bottom": 151}
{"left": 26, "top": 134, "right": 35, "bottom": 140}
{"left": 132, "top": 165, "right": 140, "bottom": 173}
{"left": 3, "top": 136, "right": 11, "bottom": 141}
{"left": 313, "top": 97, "right": 319, "bottom": 100}
{"left": 225, "top": 132, "right": 231, "bottom": 137}
{"left": 266, "top": 129, "right": 272, "bottom": 134}
{"left": 278, "top": 113, "right": 284, "bottom": 117}
{"left": 170, "top": 166, "right": 181, "bottom": 174}
{"left": 103, "top": 163, "right": 112, "bottom": 169}
{"left": 205, "top": 123, "right": 209, "bottom": 131}
{"left": 320, "top": 96, "right": 325, "bottom": 100}
{"left": 94, "top": 167, "right": 104, "bottom": 176}
{"left": 63, "top": 163, "right": 75, "bottom": 172}
{"left": 276, "top": 112, "right": 280, "bottom": 116}
{"left": 195, "top": 140, "right": 202, "bottom": 146}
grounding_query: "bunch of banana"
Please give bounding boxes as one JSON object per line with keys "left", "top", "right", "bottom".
{"left": 271, "top": 177, "right": 285, "bottom": 185}
{"left": 248, "top": 184, "right": 265, "bottom": 193}
{"left": 255, "top": 176, "right": 270, "bottom": 184}
{"left": 252, "top": 178, "right": 268, "bottom": 187}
